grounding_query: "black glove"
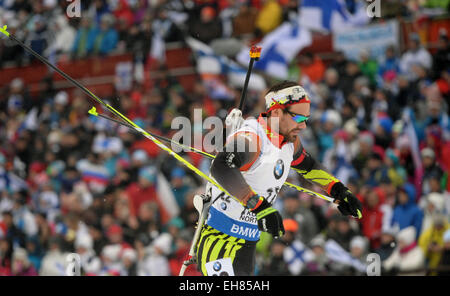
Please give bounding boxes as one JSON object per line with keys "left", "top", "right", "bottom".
{"left": 330, "top": 182, "right": 362, "bottom": 219}
{"left": 247, "top": 194, "right": 285, "bottom": 239}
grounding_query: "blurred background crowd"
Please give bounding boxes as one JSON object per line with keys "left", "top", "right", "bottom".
{"left": 0, "top": 0, "right": 449, "bottom": 276}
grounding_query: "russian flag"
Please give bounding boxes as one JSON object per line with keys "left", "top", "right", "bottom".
{"left": 401, "top": 108, "right": 423, "bottom": 198}
{"left": 156, "top": 172, "right": 180, "bottom": 224}
{"left": 76, "top": 159, "right": 110, "bottom": 193}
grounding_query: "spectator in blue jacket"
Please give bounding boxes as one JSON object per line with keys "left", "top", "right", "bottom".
{"left": 391, "top": 183, "right": 424, "bottom": 239}
{"left": 72, "top": 17, "right": 94, "bottom": 59}
{"left": 87, "top": 14, "right": 118, "bottom": 56}
{"left": 317, "top": 110, "right": 342, "bottom": 161}
{"left": 25, "top": 16, "right": 49, "bottom": 61}
{"left": 88, "top": 0, "right": 111, "bottom": 26}
{"left": 422, "top": 100, "right": 450, "bottom": 140}
{"left": 377, "top": 45, "right": 400, "bottom": 87}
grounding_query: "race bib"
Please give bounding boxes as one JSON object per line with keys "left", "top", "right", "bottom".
{"left": 205, "top": 258, "right": 235, "bottom": 276}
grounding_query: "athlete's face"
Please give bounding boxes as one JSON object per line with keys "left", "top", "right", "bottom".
{"left": 276, "top": 103, "right": 310, "bottom": 142}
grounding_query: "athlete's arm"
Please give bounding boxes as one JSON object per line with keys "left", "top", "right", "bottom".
{"left": 291, "top": 138, "right": 339, "bottom": 194}
{"left": 291, "top": 138, "right": 362, "bottom": 218}
{"left": 211, "top": 131, "right": 285, "bottom": 238}
{"left": 210, "top": 131, "right": 261, "bottom": 203}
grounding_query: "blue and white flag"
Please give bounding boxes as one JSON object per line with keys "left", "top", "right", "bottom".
{"left": 236, "top": 21, "right": 312, "bottom": 79}
{"left": 18, "top": 107, "right": 39, "bottom": 133}
{"left": 150, "top": 32, "right": 166, "bottom": 62}
{"left": 325, "top": 239, "right": 367, "bottom": 272}
{"left": 186, "top": 37, "right": 266, "bottom": 94}
{"left": 284, "top": 240, "right": 315, "bottom": 275}
{"left": 299, "top": 0, "right": 369, "bottom": 33}
{"left": 0, "top": 167, "right": 28, "bottom": 194}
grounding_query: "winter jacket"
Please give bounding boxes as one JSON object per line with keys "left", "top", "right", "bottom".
{"left": 418, "top": 222, "right": 449, "bottom": 273}
{"left": 12, "top": 265, "right": 38, "bottom": 276}
{"left": 39, "top": 250, "right": 70, "bottom": 276}
{"left": 137, "top": 252, "right": 170, "bottom": 276}
{"left": 113, "top": 0, "right": 135, "bottom": 27}
{"left": 378, "top": 57, "right": 400, "bottom": 79}
{"left": 254, "top": 0, "right": 282, "bottom": 34}
{"left": 422, "top": 164, "right": 444, "bottom": 196}
{"left": 391, "top": 183, "right": 423, "bottom": 238}
{"left": 86, "top": 27, "right": 118, "bottom": 55}
{"left": 399, "top": 47, "right": 432, "bottom": 81}
{"left": 383, "top": 246, "right": 425, "bottom": 275}
{"left": 51, "top": 16, "right": 76, "bottom": 54}
{"left": 360, "top": 188, "right": 384, "bottom": 249}
{"left": 375, "top": 241, "right": 396, "bottom": 261}
{"left": 383, "top": 226, "right": 425, "bottom": 275}
{"left": 79, "top": 249, "right": 102, "bottom": 275}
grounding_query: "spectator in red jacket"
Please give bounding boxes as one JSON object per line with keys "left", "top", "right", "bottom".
{"left": 125, "top": 166, "right": 158, "bottom": 217}
{"left": 113, "top": 0, "right": 135, "bottom": 27}
{"left": 299, "top": 52, "right": 326, "bottom": 84}
{"left": 168, "top": 229, "right": 201, "bottom": 276}
{"left": 360, "top": 187, "right": 385, "bottom": 250}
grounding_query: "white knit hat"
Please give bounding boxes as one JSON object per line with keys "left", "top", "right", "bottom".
{"left": 75, "top": 234, "right": 93, "bottom": 250}
{"left": 396, "top": 226, "right": 416, "bottom": 246}
{"left": 102, "top": 245, "right": 121, "bottom": 261}
{"left": 152, "top": 233, "right": 172, "bottom": 255}
{"left": 350, "top": 236, "right": 367, "bottom": 251}
{"left": 122, "top": 248, "right": 137, "bottom": 262}
{"left": 427, "top": 193, "right": 445, "bottom": 211}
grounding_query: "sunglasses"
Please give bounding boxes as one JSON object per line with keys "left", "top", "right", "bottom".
{"left": 284, "top": 109, "right": 310, "bottom": 124}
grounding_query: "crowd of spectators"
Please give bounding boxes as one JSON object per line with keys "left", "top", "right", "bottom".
{"left": 0, "top": 0, "right": 450, "bottom": 276}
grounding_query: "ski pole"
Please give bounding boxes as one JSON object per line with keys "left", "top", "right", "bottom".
{"left": 91, "top": 109, "right": 335, "bottom": 203}
{"left": 0, "top": 24, "right": 241, "bottom": 204}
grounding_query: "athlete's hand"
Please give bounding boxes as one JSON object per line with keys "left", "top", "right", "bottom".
{"left": 247, "top": 195, "right": 285, "bottom": 239}
{"left": 225, "top": 108, "right": 244, "bottom": 132}
{"left": 330, "top": 182, "right": 362, "bottom": 219}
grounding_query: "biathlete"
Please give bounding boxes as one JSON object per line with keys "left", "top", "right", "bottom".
{"left": 196, "top": 81, "right": 362, "bottom": 276}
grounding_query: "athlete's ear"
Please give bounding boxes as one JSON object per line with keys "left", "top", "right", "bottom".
{"left": 270, "top": 108, "right": 283, "bottom": 118}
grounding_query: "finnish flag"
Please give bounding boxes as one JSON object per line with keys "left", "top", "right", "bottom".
{"left": 325, "top": 239, "right": 367, "bottom": 272}
{"left": 186, "top": 37, "right": 267, "bottom": 92}
{"left": 299, "top": 0, "right": 369, "bottom": 33}
{"left": 236, "top": 21, "right": 312, "bottom": 79}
